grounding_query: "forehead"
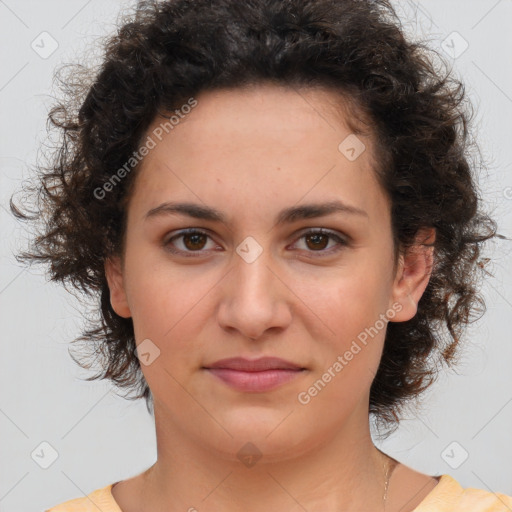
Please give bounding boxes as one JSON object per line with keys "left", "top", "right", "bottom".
{"left": 158, "top": 84, "right": 370, "bottom": 147}
{"left": 127, "top": 84, "right": 389, "bottom": 226}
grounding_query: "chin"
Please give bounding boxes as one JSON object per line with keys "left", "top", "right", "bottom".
{"left": 207, "top": 412, "right": 319, "bottom": 461}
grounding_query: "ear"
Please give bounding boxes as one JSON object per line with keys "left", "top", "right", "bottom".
{"left": 104, "top": 255, "right": 132, "bottom": 318}
{"left": 389, "top": 227, "right": 436, "bottom": 322}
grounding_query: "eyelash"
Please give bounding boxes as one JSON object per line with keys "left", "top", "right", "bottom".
{"left": 163, "top": 228, "right": 349, "bottom": 258}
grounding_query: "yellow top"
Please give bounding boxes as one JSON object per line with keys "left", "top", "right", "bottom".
{"left": 45, "top": 474, "right": 512, "bottom": 511}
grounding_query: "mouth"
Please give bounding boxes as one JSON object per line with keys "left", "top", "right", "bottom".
{"left": 202, "top": 357, "right": 307, "bottom": 392}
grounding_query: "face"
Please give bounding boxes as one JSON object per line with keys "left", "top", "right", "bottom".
{"left": 106, "top": 84, "right": 433, "bottom": 462}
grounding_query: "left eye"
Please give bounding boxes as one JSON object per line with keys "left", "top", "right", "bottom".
{"left": 163, "top": 228, "right": 347, "bottom": 256}
{"left": 292, "top": 228, "right": 348, "bottom": 254}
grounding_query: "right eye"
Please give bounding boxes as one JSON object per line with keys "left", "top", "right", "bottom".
{"left": 163, "top": 228, "right": 221, "bottom": 257}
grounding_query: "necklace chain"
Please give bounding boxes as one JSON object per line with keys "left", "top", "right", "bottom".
{"left": 381, "top": 451, "right": 398, "bottom": 510}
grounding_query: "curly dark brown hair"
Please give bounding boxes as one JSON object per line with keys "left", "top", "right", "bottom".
{"left": 11, "top": 0, "right": 498, "bottom": 435}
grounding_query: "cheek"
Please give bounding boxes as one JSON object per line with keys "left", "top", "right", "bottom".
{"left": 309, "top": 266, "right": 390, "bottom": 335}
{"left": 123, "top": 253, "right": 216, "bottom": 368}
{"left": 297, "top": 278, "right": 389, "bottom": 415}
{"left": 126, "top": 275, "right": 211, "bottom": 398}
{"left": 298, "top": 255, "right": 392, "bottom": 377}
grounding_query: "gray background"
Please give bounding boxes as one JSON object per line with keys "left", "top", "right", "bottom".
{"left": 0, "top": 1, "right": 511, "bottom": 510}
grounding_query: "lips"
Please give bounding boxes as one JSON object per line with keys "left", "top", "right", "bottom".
{"left": 203, "top": 357, "right": 306, "bottom": 392}
{"left": 204, "top": 357, "right": 304, "bottom": 372}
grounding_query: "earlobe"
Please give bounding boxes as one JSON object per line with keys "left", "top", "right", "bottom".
{"left": 389, "top": 228, "right": 436, "bottom": 322}
{"left": 104, "top": 256, "right": 132, "bottom": 318}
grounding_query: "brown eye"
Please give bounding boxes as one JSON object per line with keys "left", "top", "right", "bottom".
{"left": 304, "top": 232, "right": 330, "bottom": 250}
{"left": 182, "top": 232, "right": 208, "bottom": 250}
{"left": 292, "top": 229, "right": 348, "bottom": 256}
{"left": 164, "top": 229, "right": 217, "bottom": 256}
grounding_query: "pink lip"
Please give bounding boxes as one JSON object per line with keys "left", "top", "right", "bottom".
{"left": 203, "top": 357, "right": 306, "bottom": 392}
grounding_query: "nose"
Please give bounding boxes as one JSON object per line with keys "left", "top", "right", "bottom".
{"left": 216, "top": 245, "right": 292, "bottom": 341}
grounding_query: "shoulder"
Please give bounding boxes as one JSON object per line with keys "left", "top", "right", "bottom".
{"left": 458, "top": 485, "right": 512, "bottom": 511}
{"left": 414, "top": 474, "right": 512, "bottom": 512}
{"left": 45, "top": 484, "right": 121, "bottom": 512}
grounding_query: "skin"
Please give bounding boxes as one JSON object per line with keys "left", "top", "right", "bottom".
{"left": 105, "top": 84, "right": 438, "bottom": 512}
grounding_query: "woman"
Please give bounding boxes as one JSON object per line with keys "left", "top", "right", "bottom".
{"left": 12, "top": 0, "right": 511, "bottom": 510}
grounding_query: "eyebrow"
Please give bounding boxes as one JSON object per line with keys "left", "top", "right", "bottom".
{"left": 145, "top": 200, "right": 368, "bottom": 225}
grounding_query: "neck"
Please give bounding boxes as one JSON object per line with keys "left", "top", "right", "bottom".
{"left": 140, "top": 399, "right": 393, "bottom": 511}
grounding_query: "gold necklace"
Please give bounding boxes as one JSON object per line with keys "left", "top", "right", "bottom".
{"left": 382, "top": 454, "right": 398, "bottom": 510}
